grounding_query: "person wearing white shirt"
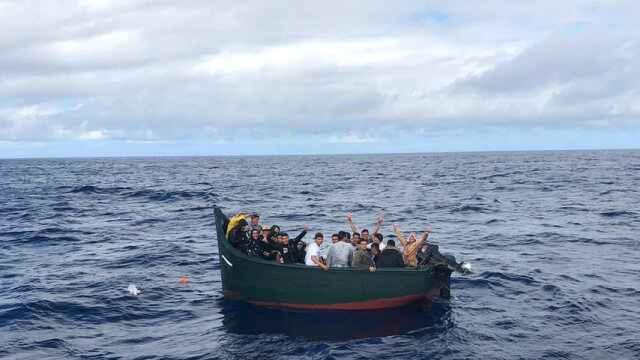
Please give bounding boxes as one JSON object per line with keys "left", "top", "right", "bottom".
{"left": 305, "top": 232, "right": 328, "bottom": 270}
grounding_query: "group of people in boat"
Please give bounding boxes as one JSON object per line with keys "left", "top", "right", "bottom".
{"left": 226, "top": 212, "right": 443, "bottom": 271}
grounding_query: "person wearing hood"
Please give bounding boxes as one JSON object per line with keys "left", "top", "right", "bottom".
{"left": 228, "top": 217, "right": 251, "bottom": 254}
{"left": 393, "top": 224, "right": 431, "bottom": 267}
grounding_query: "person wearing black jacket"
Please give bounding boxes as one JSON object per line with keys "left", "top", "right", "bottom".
{"left": 375, "top": 239, "right": 405, "bottom": 268}
{"left": 275, "top": 226, "right": 308, "bottom": 264}
{"left": 229, "top": 218, "right": 251, "bottom": 254}
{"left": 255, "top": 227, "right": 279, "bottom": 261}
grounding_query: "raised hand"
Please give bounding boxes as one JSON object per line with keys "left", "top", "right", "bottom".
{"left": 425, "top": 224, "right": 432, "bottom": 233}
{"left": 346, "top": 213, "right": 353, "bottom": 222}
{"left": 392, "top": 223, "right": 399, "bottom": 231}
{"left": 377, "top": 214, "right": 384, "bottom": 225}
{"left": 303, "top": 224, "right": 309, "bottom": 231}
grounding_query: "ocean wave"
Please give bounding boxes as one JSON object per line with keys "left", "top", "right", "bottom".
{"left": 479, "top": 271, "right": 538, "bottom": 286}
{"left": 123, "top": 189, "right": 209, "bottom": 202}
{"left": 19, "top": 234, "right": 82, "bottom": 245}
{"left": 599, "top": 189, "right": 634, "bottom": 196}
{"left": 485, "top": 219, "right": 504, "bottom": 224}
{"left": 132, "top": 218, "right": 166, "bottom": 226}
{"left": 599, "top": 210, "right": 637, "bottom": 218}
{"left": 450, "top": 205, "right": 495, "bottom": 214}
{"left": 477, "top": 172, "right": 521, "bottom": 180}
{"left": 67, "top": 185, "right": 132, "bottom": 195}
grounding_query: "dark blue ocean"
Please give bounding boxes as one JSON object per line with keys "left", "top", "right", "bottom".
{"left": 1, "top": 150, "right": 639, "bottom": 359}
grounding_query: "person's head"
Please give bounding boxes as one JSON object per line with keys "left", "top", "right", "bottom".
{"left": 361, "top": 229, "right": 369, "bottom": 241}
{"left": 352, "top": 232, "right": 360, "bottom": 241}
{"left": 331, "top": 233, "right": 340, "bottom": 243}
{"left": 338, "top": 231, "right": 347, "bottom": 242}
{"left": 250, "top": 213, "right": 260, "bottom": 226}
{"left": 373, "top": 233, "right": 383, "bottom": 244}
{"left": 358, "top": 238, "right": 367, "bottom": 250}
{"left": 371, "top": 242, "right": 380, "bottom": 255}
{"left": 280, "top": 232, "right": 289, "bottom": 245}
{"left": 261, "top": 227, "right": 271, "bottom": 239}
{"left": 270, "top": 225, "right": 280, "bottom": 235}
{"left": 408, "top": 232, "right": 417, "bottom": 243}
{"left": 250, "top": 229, "right": 260, "bottom": 240}
{"left": 345, "top": 232, "right": 351, "bottom": 240}
{"left": 314, "top": 232, "right": 324, "bottom": 246}
{"left": 238, "top": 219, "right": 249, "bottom": 232}
{"left": 387, "top": 239, "right": 396, "bottom": 248}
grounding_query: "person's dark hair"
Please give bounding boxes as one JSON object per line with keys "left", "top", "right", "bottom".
{"left": 270, "top": 225, "right": 280, "bottom": 234}
{"left": 352, "top": 232, "right": 360, "bottom": 238}
{"left": 280, "top": 232, "right": 289, "bottom": 238}
{"left": 314, "top": 232, "right": 323, "bottom": 239}
{"left": 371, "top": 243, "right": 380, "bottom": 251}
{"left": 331, "top": 233, "right": 339, "bottom": 239}
{"left": 374, "top": 233, "right": 383, "bottom": 242}
{"left": 345, "top": 232, "right": 351, "bottom": 240}
{"left": 251, "top": 229, "right": 259, "bottom": 236}
{"left": 387, "top": 239, "right": 395, "bottom": 247}
{"left": 361, "top": 229, "right": 369, "bottom": 234}
{"left": 338, "top": 231, "right": 347, "bottom": 240}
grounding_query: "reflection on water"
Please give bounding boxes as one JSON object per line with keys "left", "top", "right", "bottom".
{"left": 218, "top": 299, "right": 454, "bottom": 341}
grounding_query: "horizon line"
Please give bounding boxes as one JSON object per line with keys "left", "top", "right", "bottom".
{"left": 1, "top": 146, "right": 638, "bottom": 161}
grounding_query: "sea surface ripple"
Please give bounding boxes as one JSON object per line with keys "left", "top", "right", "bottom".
{"left": 1, "top": 150, "right": 639, "bottom": 359}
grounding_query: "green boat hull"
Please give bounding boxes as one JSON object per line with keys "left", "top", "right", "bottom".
{"left": 215, "top": 207, "right": 452, "bottom": 310}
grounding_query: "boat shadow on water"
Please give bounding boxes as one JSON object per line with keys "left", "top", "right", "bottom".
{"left": 217, "top": 298, "right": 454, "bottom": 341}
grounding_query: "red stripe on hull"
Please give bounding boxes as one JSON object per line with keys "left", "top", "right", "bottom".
{"left": 224, "top": 291, "right": 431, "bottom": 310}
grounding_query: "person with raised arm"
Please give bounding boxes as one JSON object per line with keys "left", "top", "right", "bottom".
{"left": 275, "top": 225, "right": 309, "bottom": 264}
{"left": 392, "top": 224, "right": 431, "bottom": 267}
{"left": 346, "top": 213, "right": 384, "bottom": 243}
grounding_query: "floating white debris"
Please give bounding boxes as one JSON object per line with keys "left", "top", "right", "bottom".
{"left": 128, "top": 284, "right": 142, "bottom": 296}
{"left": 461, "top": 262, "right": 472, "bottom": 272}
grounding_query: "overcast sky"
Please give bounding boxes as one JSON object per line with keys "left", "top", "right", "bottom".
{"left": 1, "top": 0, "right": 638, "bottom": 157}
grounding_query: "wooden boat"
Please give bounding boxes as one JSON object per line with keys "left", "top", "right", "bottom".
{"left": 215, "top": 207, "right": 453, "bottom": 310}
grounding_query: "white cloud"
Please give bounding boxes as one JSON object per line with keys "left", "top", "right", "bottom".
{"left": 0, "top": 1, "right": 639, "bottom": 146}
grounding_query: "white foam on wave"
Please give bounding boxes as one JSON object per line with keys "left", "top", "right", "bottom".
{"left": 127, "top": 284, "right": 141, "bottom": 296}
{"left": 461, "top": 262, "right": 472, "bottom": 272}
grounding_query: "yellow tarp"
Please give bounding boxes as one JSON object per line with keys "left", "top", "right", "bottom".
{"left": 226, "top": 212, "right": 249, "bottom": 238}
